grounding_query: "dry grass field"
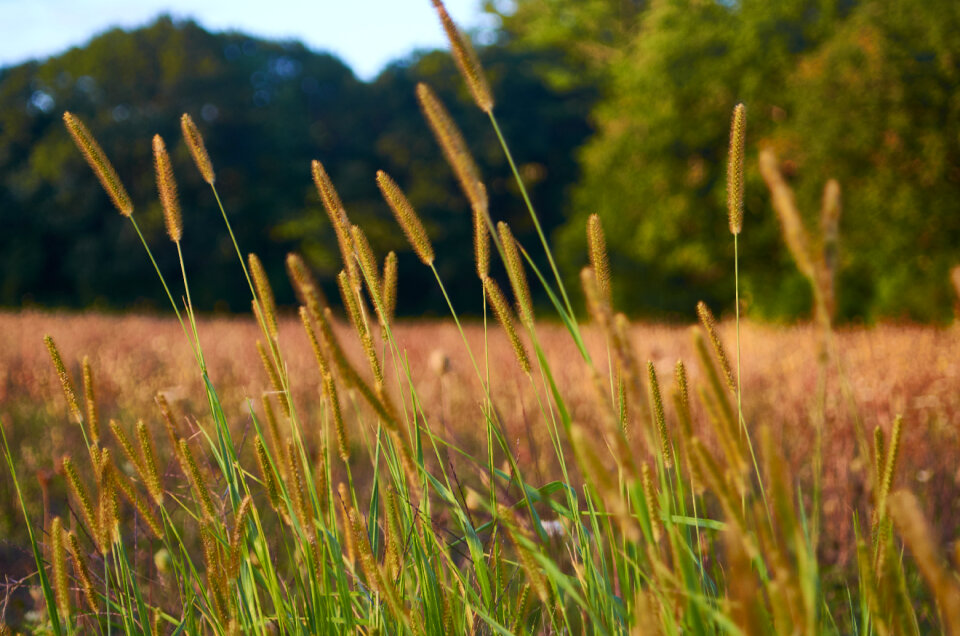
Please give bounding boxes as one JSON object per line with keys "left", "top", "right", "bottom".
{"left": 3, "top": 310, "right": 958, "bottom": 575}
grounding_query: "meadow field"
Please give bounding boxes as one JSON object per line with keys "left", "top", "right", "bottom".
{"left": 3, "top": 309, "right": 960, "bottom": 631}
{"left": 3, "top": 1, "right": 960, "bottom": 633}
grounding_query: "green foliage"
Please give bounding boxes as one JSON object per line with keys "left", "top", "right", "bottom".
{"left": 506, "top": 0, "right": 960, "bottom": 322}
{"left": 0, "top": 17, "right": 594, "bottom": 316}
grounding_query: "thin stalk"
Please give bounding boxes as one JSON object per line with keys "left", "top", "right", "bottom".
{"left": 487, "top": 112, "right": 575, "bottom": 321}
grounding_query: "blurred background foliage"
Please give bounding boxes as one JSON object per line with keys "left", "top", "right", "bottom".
{"left": 1, "top": 0, "right": 958, "bottom": 322}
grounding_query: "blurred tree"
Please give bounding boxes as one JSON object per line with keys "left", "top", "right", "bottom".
{"left": 501, "top": 0, "right": 960, "bottom": 322}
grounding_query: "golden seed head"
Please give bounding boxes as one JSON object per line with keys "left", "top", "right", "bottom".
{"left": 647, "top": 361, "right": 672, "bottom": 468}
{"left": 581, "top": 266, "right": 611, "bottom": 334}
{"left": 324, "top": 372, "right": 350, "bottom": 463}
{"left": 256, "top": 339, "right": 288, "bottom": 417}
{"left": 415, "top": 83, "right": 487, "bottom": 213}
{"left": 674, "top": 360, "right": 689, "bottom": 411}
{"left": 286, "top": 252, "right": 327, "bottom": 310}
{"left": 97, "top": 448, "right": 118, "bottom": 552}
{"left": 136, "top": 420, "right": 163, "bottom": 505}
{"left": 152, "top": 134, "right": 182, "bottom": 242}
{"left": 337, "top": 270, "right": 383, "bottom": 386}
{"left": 248, "top": 253, "right": 279, "bottom": 342}
{"left": 178, "top": 439, "right": 217, "bottom": 521}
{"left": 300, "top": 306, "right": 330, "bottom": 377}
{"left": 287, "top": 439, "right": 309, "bottom": 523}
{"left": 63, "top": 111, "right": 134, "bottom": 217}
{"left": 111, "top": 459, "right": 163, "bottom": 539}
{"left": 61, "top": 456, "right": 97, "bottom": 540}
{"left": 474, "top": 204, "right": 490, "bottom": 279}
{"left": 254, "top": 437, "right": 282, "bottom": 511}
{"left": 497, "top": 222, "right": 534, "bottom": 326}
{"left": 759, "top": 149, "right": 815, "bottom": 279}
{"left": 873, "top": 425, "right": 886, "bottom": 493}
{"left": 50, "top": 516, "right": 70, "bottom": 620}
{"left": 155, "top": 392, "right": 180, "bottom": 452}
{"left": 311, "top": 159, "right": 345, "bottom": 224}
{"left": 67, "top": 531, "right": 98, "bottom": 614}
{"left": 482, "top": 276, "right": 530, "bottom": 374}
{"left": 180, "top": 113, "right": 215, "bottom": 184}
{"left": 587, "top": 214, "right": 612, "bottom": 307}
{"left": 727, "top": 103, "right": 746, "bottom": 235}
{"left": 382, "top": 251, "right": 398, "bottom": 326}
{"left": 696, "top": 301, "right": 737, "bottom": 394}
{"left": 81, "top": 355, "right": 99, "bottom": 442}
{"left": 376, "top": 170, "right": 434, "bottom": 265}
{"left": 44, "top": 335, "right": 82, "bottom": 425}
{"left": 878, "top": 415, "right": 903, "bottom": 511}
{"left": 430, "top": 0, "right": 493, "bottom": 112}
{"left": 229, "top": 495, "right": 254, "bottom": 579}
{"left": 350, "top": 224, "right": 383, "bottom": 310}
{"left": 109, "top": 418, "right": 144, "bottom": 480}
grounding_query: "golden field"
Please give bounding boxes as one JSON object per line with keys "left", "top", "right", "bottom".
{"left": 2, "top": 309, "right": 957, "bottom": 573}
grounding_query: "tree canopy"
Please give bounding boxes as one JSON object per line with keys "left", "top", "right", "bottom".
{"left": 502, "top": 0, "right": 960, "bottom": 322}
{"left": 2, "top": 1, "right": 959, "bottom": 322}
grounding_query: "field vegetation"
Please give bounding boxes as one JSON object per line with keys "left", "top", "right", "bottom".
{"left": 2, "top": 1, "right": 960, "bottom": 634}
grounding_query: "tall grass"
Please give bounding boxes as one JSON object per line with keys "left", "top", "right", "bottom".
{"left": 3, "top": 2, "right": 959, "bottom": 634}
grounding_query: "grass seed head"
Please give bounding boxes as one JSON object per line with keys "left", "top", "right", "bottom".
{"left": 311, "top": 159, "right": 345, "bottom": 222}
{"left": 67, "top": 531, "right": 98, "bottom": 614}
{"left": 415, "top": 83, "right": 488, "bottom": 214}
{"left": 180, "top": 113, "right": 215, "bottom": 184}
{"left": 136, "top": 420, "right": 163, "bottom": 505}
{"left": 382, "top": 250, "right": 398, "bottom": 326}
{"left": 249, "top": 253, "right": 279, "bottom": 342}
{"left": 255, "top": 437, "right": 282, "bottom": 513}
{"left": 376, "top": 170, "right": 434, "bottom": 265}
{"left": 324, "top": 372, "right": 350, "bottom": 463}
{"left": 286, "top": 252, "right": 327, "bottom": 310}
{"left": 44, "top": 335, "right": 82, "bottom": 425}
{"left": 587, "top": 214, "right": 612, "bottom": 307}
{"left": 497, "top": 222, "right": 534, "bottom": 326}
{"left": 61, "top": 456, "right": 98, "bottom": 541}
{"left": 178, "top": 438, "right": 217, "bottom": 521}
{"left": 473, "top": 204, "right": 490, "bottom": 279}
{"left": 696, "top": 301, "right": 737, "bottom": 395}
{"left": 63, "top": 111, "right": 133, "bottom": 216}
{"left": 430, "top": 0, "right": 493, "bottom": 113}
{"left": 759, "top": 149, "right": 816, "bottom": 280}
{"left": 152, "top": 134, "right": 182, "bottom": 242}
{"left": 81, "top": 355, "right": 99, "bottom": 442}
{"left": 49, "top": 517, "right": 71, "bottom": 621}
{"left": 727, "top": 104, "right": 746, "bottom": 235}
{"left": 482, "top": 276, "right": 530, "bottom": 374}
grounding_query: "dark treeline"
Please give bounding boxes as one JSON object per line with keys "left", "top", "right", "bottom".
{"left": 0, "top": 16, "right": 594, "bottom": 316}
{"left": 3, "top": 0, "right": 960, "bottom": 322}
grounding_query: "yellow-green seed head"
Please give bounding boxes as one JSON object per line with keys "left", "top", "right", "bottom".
{"left": 81, "top": 355, "right": 99, "bottom": 442}
{"left": 415, "top": 83, "right": 487, "bottom": 214}
{"left": 587, "top": 214, "right": 611, "bottom": 307}
{"left": 249, "top": 253, "right": 279, "bottom": 341}
{"left": 44, "top": 335, "right": 82, "bottom": 425}
{"left": 324, "top": 372, "right": 350, "bottom": 462}
{"left": 382, "top": 251, "right": 398, "bottom": 326}
{"left": 63, "top": 112, "right": 133, "bottom": 217}
{"left": 482, "top": 276, "right": 530, "bottom": 374}
{"left": 474, "top": 203, "right": 490, "bottom": 279}
{"left": 497, "top": 222, "right": 534, "bottom": 326}
{"left": 376, "top": 170, "right": 434, "bottom": 265}
{"left": 696, "top": 301, "right": 737, "bottom": 394}
{"left": 311, "top": 159, "right": 345, "bottom": 222}
{"left": 430, "top": 0, "right": 493, "bottom": 113}
{"left": 180, "top": 113, "right": 215, "bottom": 184}
{"left": 152, "top": 134, "right": 182, "bottom": 242}
{"left": 727, "top": 104, "right": 746, "bottom": 235}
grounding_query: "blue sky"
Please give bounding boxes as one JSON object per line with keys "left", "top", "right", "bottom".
{"left": 0, "top": 0, "right": 496, "bottom": 80}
